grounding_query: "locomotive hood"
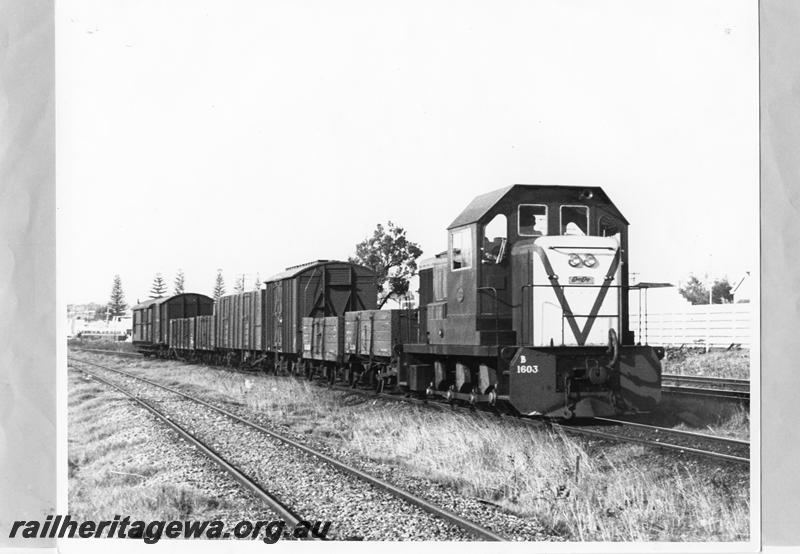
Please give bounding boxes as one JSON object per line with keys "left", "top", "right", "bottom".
{"left": 527, "top": 235, "right": 622, "bottom": 347}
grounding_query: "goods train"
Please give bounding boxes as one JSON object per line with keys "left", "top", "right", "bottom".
{"left": 132, "top": 185, "right": 662, "bottom": 418}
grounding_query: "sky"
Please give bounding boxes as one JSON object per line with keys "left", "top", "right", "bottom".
{"left": 57, "top": 0, "right": 759, "bottom": 306}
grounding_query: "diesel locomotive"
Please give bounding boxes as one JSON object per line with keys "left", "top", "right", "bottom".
{"left": 132, "top": 185, "right": 662, "bottom": 418}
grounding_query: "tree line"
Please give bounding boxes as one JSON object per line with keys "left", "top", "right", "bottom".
{"left": 106, "top": 221, "right": 424, "bottom": 315}
{"left": 678, "top": 275, "right": 736, "bottom": 305}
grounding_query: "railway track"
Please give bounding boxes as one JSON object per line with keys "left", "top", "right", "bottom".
{"left": 662, "top": 374, "right": 750, "bottom": 390}
{"left": 71, "top": 347, "right": 143, "bottom": 357}
{"left": 69, "top": 356, "right": 508, "bottom": 541}
{"left": 661, "top": 374, "right": 750, "bottom": 402}
{"left": 329, "top": 385, "right": 750, "bottom": 465}
{"left": 68, "top": 363, "right": 308, "bottom": 535}
{"left": 562, "top": 417, "right": 749, "bottom": 465}
{"left": 71, "top": 349, "right": 750, "bottom": 466}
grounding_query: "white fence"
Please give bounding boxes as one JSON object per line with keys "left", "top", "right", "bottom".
{"left": 628, "top": 302, "right": 752, "bottom": 348}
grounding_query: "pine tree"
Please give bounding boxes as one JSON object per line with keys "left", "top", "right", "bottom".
{"left": 234, "top": 274, "right": 245, "bottom": 294}
{"left": 107, "top": 275, "right": 127, "bottom": 317}
{"left": 213, "top": 269, "right": 226, "bottom": 301}
{"left": 150, "top": 273, "right": 167, "bottom": 299}
{"left": 174, "top": 269, "right": 185, "bottom": 295}
{"left": 253, "top": 272, "right": 261, "bottom": 291}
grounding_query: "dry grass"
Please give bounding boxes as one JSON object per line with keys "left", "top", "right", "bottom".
{"left": 663, "top": 348, "right": 751, "bottom": 379}
{"left": 660, "top": 397, "right": 750, "bottom": 441}
{"left": 111, "top": 356, "right": 750, "bottom": 541}
{"left": 345, "top": 410, "right": 749, "bottom": 541}
{"left": 68, "top": 370, "right": 243, "bottom": 521}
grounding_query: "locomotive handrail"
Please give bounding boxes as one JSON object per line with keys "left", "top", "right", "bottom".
{"left": 563, "top": 314, "right": 619, "bottom": 318}
{"left": 476, "top": 286, "right": 499, "bottom": 345}
{"left": 520, "top": 283, "right": 534, "bottom": 342}
{"left": 548, "top": 245, "right": 618, "bottom": 252}
{"left": 523, "top": 283, "right": 630, "bottom": 289}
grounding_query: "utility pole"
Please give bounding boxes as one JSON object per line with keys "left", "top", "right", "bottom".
{"left": 706, "top": 254, "right": 713, "bottom": 353}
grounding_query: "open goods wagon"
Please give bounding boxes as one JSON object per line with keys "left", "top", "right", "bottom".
{"left": 300, "top": 308, "right": 420, "bottom": 383}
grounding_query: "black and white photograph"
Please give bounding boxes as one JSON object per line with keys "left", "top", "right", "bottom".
{"left": 9, "top": 0, "right": 797, "bottom": 550}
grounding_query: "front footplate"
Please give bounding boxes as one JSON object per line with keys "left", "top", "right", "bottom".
{"left": 507, "top": 346, "right": 662, "bottom": 418}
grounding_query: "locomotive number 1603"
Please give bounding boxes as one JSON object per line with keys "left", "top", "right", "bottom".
{"left": 516, "top": 355, "right": 539, "bottom": 374}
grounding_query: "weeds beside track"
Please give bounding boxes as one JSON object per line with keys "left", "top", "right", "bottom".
{"left": 68, "top": 349, "right": 750, "bottom": 541}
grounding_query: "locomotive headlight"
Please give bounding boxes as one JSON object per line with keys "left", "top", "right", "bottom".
{"left": 583, "top": 254, "right": 598, "bottom": 268}
{"left": 568, "top": 254, "right": 583, "bottom": 268}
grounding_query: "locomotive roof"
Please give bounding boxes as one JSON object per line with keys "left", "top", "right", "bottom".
{"left": 131, "top": 292, "right": 212, "bottom": 310}
{"left": 447, "top": 184, "right": 628, "bottom": 229}
{"left": 264, "top": 260, "right": 374, "bottom": 283}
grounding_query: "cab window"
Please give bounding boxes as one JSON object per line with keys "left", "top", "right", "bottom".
{"left": 560, "top": 205, "right": 589, "bottom": 235}
{"left": 598, "top": 215, "right": 621, "bottom": 237}
{"left": 450, "top": 228, "right": 473, "bottom": 270}
{"left": 482, "top": 213, "right": 507, "bottom": 264}
{"left": 518, "top": 204, "right": 547, "bottom": 236}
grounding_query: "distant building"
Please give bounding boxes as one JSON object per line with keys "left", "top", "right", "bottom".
{"left": 66, "top": 303, "right": 100, "bottom": 321}
{"left": 68, "top": 306, "right": 132, "bottom": 339}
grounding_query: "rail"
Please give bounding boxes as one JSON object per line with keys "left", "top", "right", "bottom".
{"left": 69, "top": 362, "right": 311, "bottom": 534}
{"left": 68, "top": 355, "right": 507, "bottom": 542}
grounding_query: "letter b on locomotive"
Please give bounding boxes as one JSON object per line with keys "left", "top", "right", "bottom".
{"left": 508, "top": 348, "right": 561, "bottom": 416}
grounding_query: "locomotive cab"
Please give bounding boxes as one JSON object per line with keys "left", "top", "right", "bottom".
{"left": 421, "top": 185, "right": 632, "bottom": 348}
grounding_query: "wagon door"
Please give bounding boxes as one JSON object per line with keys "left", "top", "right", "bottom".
{"left": 153, "top": 304, "right": 161, "bottom": 344}
{"left": 327, "top": 265, "right": 353, "bottom": 314}
{"left": 242, "top": 292, "right": 251, "bottom": 350}
{"left": 272, "top": 284, "right": 283, "bottom": 351}
{"left": 254, "top": 289, "right": 263, "bottom": 351}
